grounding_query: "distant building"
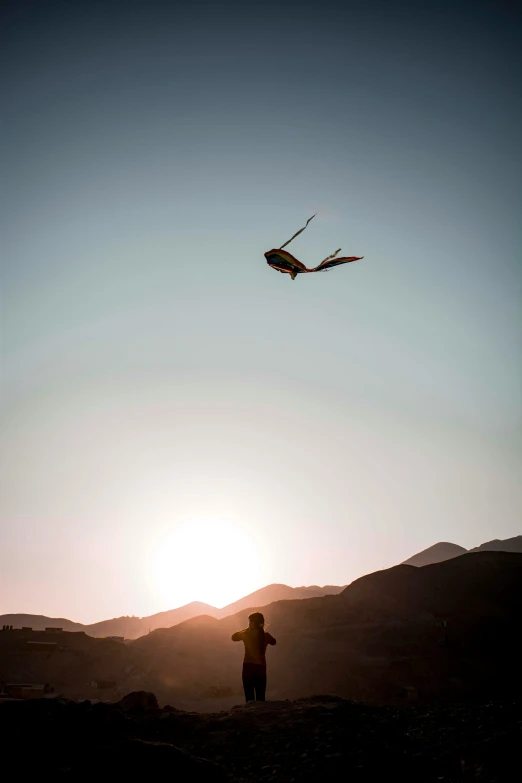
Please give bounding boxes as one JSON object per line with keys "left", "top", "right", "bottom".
{"left": 26, "top": 641, "right": 57, "bottom": 652}
{"left": 2, "top": 683, "right": 54, "bottom": 699}
{"left": 104, "top": 636, "right": 125, "bottom": 643}
{"left": 21, "top": 627, "right": 33, "bottom": 631}
{"left": 45, "top": 627, "right": 63, "bottom": 633}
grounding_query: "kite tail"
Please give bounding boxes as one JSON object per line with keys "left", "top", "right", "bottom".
{"left": 279, "top": 214, "right": 316, "bottom": 250}
{"left": 321, "top": 248, "right": 342, "bottom": 264}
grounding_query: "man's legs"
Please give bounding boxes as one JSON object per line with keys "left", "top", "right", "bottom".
{"left": 242, "top": 670, "right": 255, "bottom": 702}
{"left": 254, "top": 670, "right": 267, "bottom": 702}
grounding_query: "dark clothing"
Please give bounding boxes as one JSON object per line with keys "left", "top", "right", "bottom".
{"left": 242, "top": 662, "right": 267, "bottom": 702}
{"left": 231, "top": 628, "right": 277, "bottom": 665}
{"left": 232, "top": 626, "right": 277, "bottom": 702}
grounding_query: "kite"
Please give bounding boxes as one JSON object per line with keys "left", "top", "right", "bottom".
{"left": 264, "top": 214, "right": 363, "bottom": 280}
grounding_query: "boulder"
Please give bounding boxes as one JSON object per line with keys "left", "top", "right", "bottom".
{"left": 118, "top": 690, "right": 159, "bottom": 713}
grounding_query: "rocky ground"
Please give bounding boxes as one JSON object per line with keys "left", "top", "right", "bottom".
{"left": 1, "top": 691, "right": 520, "bottom": 781}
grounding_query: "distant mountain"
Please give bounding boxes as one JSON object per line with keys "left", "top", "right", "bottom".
{"left": 126, "top": 551, "right": 522, "bottom": 707}
{"left": 0, "top": 613, "right": 84, "bottom": 634}
{"left": 0, "top": 584, "right": 345, "bottom": 640}
{"left": 2, "top": 553, "right": 521, "bottom": 707}
{"left": 84, "top": 602, "right": 219, "bottom": 639}
{"left": 402, "top": 542, "right": 467, "bottom": 567}
{"left": 213, "top": 583, "right": 345, "bottom": 618}
{"left": 402, "top": 535, "right": 522, "bottom": 567}
{"left": 469, "top": 535, "right": 522, "bottom": 554}
{"left": 0, "top": 606, "right": 222, "bottom": 639}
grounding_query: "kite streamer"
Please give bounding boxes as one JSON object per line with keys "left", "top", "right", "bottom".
{"left": 264, "top": 215, "right": 363, "bottom": 280}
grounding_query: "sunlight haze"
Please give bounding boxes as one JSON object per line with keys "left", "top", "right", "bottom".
{"left": 1, "top": 0, "right": 521, "bottom": 623}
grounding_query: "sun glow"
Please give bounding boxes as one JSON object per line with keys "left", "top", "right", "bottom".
{"left": 153, "top": 518, "right": 262, "bottom": 609}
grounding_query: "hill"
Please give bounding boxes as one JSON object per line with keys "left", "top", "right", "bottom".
{"left": 88, "top": 602, "right": 218, "bottom": 638}
{"left": 0, "top": 605, "right": 217, "bottom": 639}
{"left": 401, "top": 542, "right": 467, "bottom": 567}
{"left": 126, "top": 551, "right": 522, "bottom": 708}
{"left": 2, "top": 553, "right": 520, "bottom": 709}
{"left": 213, "top": 583, "right": 345, "bottom": 618}
{"left": 0, "top": 583, "right": 345, "bottom": 641}
{"left": 402, "top": 534, "right": 522, "bottom": 567}
{"left": 469, "top": 535, "right": 522, "bottom": 553}
{"left": 0, "top": 613, "right": 85, "bottom": 634}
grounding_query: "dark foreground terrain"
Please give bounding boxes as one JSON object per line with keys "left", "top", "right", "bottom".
{"left": 1, "top": 691, "right": 520, "bottom": 782}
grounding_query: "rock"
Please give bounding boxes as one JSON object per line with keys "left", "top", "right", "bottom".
{"left": 0, "top": 693, "right": 520, "bottom": 781}
{"left": 118, "top": 690, "right": 159, "bottom": 713}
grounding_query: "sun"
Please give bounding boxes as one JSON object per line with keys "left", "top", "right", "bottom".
{"left": 153, "top": 518, "right": 262, "bottom": 610}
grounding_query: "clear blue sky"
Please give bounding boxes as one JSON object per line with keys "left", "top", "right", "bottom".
{"left": 1, "top": 0, "right": 521, "bottom": 623}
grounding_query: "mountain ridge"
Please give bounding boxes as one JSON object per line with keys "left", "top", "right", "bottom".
{"left": 2, "top": 535, "right": 519, "bottom": 638}
{"left": 402, "top": 541, "right": 467, "bottom": 567}
{"left": 402, "top": 534, "right": 521, "bottom": 567}
{"left": 1, "top": 552, "right": 521, "bottom": 709}
{"left": 126, "top": 551, "right": 522, "bottom": 708}
{"left": 0, "top": 583, "right": 345, "bottom": 640}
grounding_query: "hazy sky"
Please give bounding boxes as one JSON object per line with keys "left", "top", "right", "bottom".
{"left": 1, "top": 0, "right": 521, "bottom": 623}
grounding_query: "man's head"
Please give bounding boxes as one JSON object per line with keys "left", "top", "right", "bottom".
{"left": 248, "top": 612, "right": 264, "bottom": 629}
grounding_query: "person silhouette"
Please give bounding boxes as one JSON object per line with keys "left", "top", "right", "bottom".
{"left": 231, "top": 612, "right": 276, "bottom": 702}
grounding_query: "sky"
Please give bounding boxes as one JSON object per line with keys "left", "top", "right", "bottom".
{"left": 1, "top": 0, "right": 521, "bottom": 624}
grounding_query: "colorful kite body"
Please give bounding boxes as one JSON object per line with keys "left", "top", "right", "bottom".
{"left": 264, "top": 214, "right": 363, "bottom": 280}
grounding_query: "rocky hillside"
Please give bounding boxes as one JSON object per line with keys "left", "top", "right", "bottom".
{"left": 127, "top": 551, "right": 522, "bottom": 708}
{"left": 1, "top": 691, "right": 520, "bottom": 781}
{"left": 2, "top": 553, "right": 520, "bottom": 709}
